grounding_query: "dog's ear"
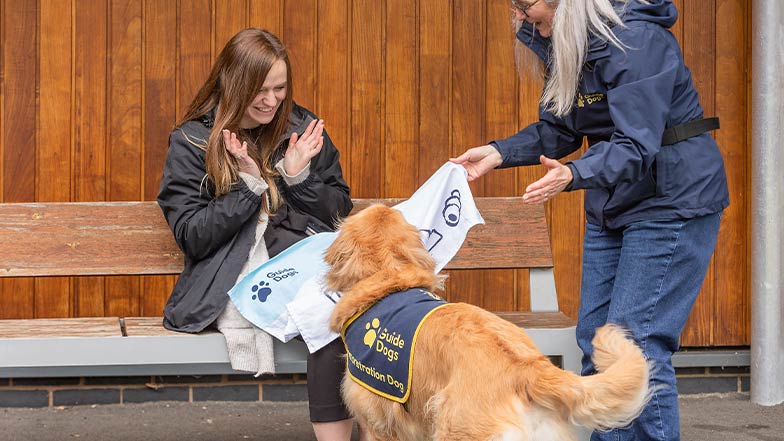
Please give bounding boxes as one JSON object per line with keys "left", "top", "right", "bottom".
{"left": 324, "top": 225, "right": 376, "bottom": 293}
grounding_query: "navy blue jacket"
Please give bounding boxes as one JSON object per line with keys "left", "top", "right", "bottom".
{"left": 492, "top": 0, "right": 728, "bottom": 229}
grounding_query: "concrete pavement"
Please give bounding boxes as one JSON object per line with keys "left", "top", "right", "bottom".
{"left": 2, "top": 393, "right": 782, "bottom": 441}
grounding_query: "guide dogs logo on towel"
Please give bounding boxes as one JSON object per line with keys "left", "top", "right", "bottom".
{"left": 342, "top": 288, "right": 449, "bottom": 403}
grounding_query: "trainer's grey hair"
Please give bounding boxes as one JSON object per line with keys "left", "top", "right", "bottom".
{"left": 514, "top": 0, "right": 639, "bottom": 117}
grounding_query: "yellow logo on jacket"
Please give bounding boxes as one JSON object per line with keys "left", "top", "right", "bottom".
{"left": 577, "top": 92, "right": 605, "bottom": 108}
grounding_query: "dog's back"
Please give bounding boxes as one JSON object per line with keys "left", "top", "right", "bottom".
{"left": 396, "top": 304, "right": 650, "bottom": 440}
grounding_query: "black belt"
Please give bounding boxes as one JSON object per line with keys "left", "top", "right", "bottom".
{"left": 661, "top": 117, "right": 720, "bottom": 146}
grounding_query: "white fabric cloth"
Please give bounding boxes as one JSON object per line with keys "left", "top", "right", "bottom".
{"left": 229, "top": 162, "right": 485, "bottom": 353}
{"left": 392, "top": 162, "right": 485, "bottom": 273}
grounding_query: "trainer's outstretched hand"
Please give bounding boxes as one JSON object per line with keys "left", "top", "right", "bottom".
{"left": 450, "top": 145, "right": 503, "bottom": 181}
{"left": 522, "top": 155, "right": 573, "bottom": 204}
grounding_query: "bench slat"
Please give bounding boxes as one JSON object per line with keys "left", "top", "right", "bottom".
{"left": 0, "top": 202, "right": 182, "bottom": 277}
{"left": 0, "top": 198, "right": 553, "bottom": 278}
{"left": 0, "top": 317, "right": 121, "bottom": 338}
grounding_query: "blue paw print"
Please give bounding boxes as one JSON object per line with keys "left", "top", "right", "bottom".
{"left": 252, "top": 281, "right": 272, "bottom": 302}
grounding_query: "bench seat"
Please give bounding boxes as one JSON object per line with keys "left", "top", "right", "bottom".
{"left": 0, "top": 198, "right": 580, "bottom": 378}
{"left": 0, "top": 312, "right": 577, "bottom": 378}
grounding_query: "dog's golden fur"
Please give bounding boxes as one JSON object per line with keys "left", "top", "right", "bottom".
{"left": 326, "top": 204, "right": 650, "bottom": 441}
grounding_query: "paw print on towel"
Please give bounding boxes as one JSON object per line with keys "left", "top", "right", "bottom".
{"left": 363, "top": 318, "right": 381, "bottom": 348}
{"left": 251, "top": 281, "right": 272, "bottom": 302}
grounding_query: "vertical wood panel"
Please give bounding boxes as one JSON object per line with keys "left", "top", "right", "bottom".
{"left": 418, "top": 0, "right": 451, "bottom": 184}
{"left": 547, "top": 148, "right": 584, "bottom": 319}
{"left": 316, "top": 0, "right": 350, "bottom": 178}
{"left": 178, "top": 0, "right": 212, "bottom": 117}
{"left": 249, "top": 0, "right": 282, "bottom": 36}
{"left": 514, "top": 36, "right": 546, "bottom": 313}
{"left": 106, "top": 0, "right": 143, "bottom": 317}
{"left": 35, "top": 0, "right": 74, "bottom": 318}
{"left": 0, "top": 0, "right": 37, "bottom": 318}
{"left": 108, "top": 0, "right": 143, "bottom": 203}
{"left": 214, "top": 0, "right": 247, "bottom": 61}
{"left": 349, "top": 0, "right": 383, "bottom": 197}
{"left": 448, "top": 0, "right": 485, "bottom": 305}
{"left": 384, "top": 0, "right": 419, "bottom": 198}
{"left": 73, "top": 0, "right": 108, "bottom": 317}
{"left": 712, "top": 0, "right": 749, "bottom": 345}
{"left": 482, "top": 0, "right": 518, "bottom": 311}
{"left": 142, "top": 0, "right": 178, "bottom": 317}
{"left": 283, "top": 0, "right": 316, "bottom": 111}
{"left": 681, "top": 0, "right": 716, "bottom": 346}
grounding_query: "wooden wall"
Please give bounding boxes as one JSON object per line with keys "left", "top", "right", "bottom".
{"left": 0, "top": 0, "right": 750, "bottom": 347}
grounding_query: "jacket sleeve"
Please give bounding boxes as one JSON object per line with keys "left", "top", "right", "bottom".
{"left": 157, "top": 127, "right": 264, "bottom": 260}
{"left": 278, "top": 128, "right": 353, "bottom": 227}
{"left": 491, "top": 108, "right": 583, "bottom": 168}
{"left": 568, "top": 28, "right": 680, "bottom": 190}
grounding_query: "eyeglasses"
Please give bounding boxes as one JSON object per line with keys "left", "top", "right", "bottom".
{"left": 511, "top": 0, "right": 540, "bottom": 18}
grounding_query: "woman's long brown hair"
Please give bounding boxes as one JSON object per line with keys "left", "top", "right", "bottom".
{"left": 180, "top": 28, "right": 294, "bottom": 212}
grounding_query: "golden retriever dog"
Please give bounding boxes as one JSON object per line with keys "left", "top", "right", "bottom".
{"left": 326, "top": 204, "right": 650, "bottom": 441}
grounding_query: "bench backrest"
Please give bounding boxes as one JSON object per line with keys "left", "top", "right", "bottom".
{"left": 0, "top": 198, "right": 553, "bottom": 278}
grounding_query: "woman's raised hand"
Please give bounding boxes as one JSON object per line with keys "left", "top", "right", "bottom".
{"left": 283, "top": 119, "right": 325, "bottom": 176}
{"left": 223, "top": 129, "right": 261, "bottom": 179}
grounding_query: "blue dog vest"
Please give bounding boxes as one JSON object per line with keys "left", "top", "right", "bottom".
{"left": 342, "top": 288, "right": 449, "bottom": 403}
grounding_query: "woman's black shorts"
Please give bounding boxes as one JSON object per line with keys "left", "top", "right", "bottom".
{"left": 306, "top": 338, "right": 351, "bottom": 422}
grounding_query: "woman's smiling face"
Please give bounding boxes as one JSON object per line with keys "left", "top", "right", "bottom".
{"left": 240, "top": 59, "right": 288, "bottom": 129}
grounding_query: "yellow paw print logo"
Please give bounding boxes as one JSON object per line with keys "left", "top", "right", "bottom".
{"left": 363, "top": 318, "right": 380, "bottom": 348}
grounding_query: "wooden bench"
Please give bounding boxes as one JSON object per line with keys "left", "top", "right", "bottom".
{"left": 0, "top": 198, "right": 579, "bottom": 378}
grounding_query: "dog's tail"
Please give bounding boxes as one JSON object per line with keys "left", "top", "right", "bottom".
{"left": 525, "top": 324, "right": 650, "bottom": 431}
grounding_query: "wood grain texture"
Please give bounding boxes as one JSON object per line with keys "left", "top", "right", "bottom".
{"left": 36, "top": 0, "right": 74, "bottom": 318}
{"left": 249, "top": 0, "right": 281, "bottom": 36}
{"left": 418, "top": 0, "right": 451, "bottom": 185}
{"left": 0, "top": 313, "right": 570, "bottom": 339}
{"left": 315, "top": 0, "right": 350, "bottom": 182}
{"left": 1, "top": 0, "right": 37, "bottom": 319}
{"left": 483, "top": 0, "right": 520, "bottom": 311}
{"left": 141, "top": 0, "right": 179, "bottom": 317}
{"left": 0, "top": 317, "right": 121, "bottom": 338}
{"left": 214, "top": 0, "right": 247, "bottom": 62}
{"left": 384, "top": 0, "right": 419, "bottom": 199}
{"left": 680, "top": 0, "right": 717, "bottom": 347}
{"left": 349, "top": 0, "right": 383, "bottom": 197}
{"left": 448, "top": 0, "right": 485, "bottom": 306}
{"left": 0, "top": 202, "right": 184, "bottom": 277}
{"left": 712, "top": 0, "right": 749, "bottom": 345}
{"left": 283, "top": 0, "right": 317, "bottom": 112}
{"left": 72, "top": 0, "right": 109, "bottom": 318}
{"left": 178, "top": 0, "right": 212, "bottom": 117}
{"left": 0, "top": 198, "right": 552, "bottom": 277}
{"left": 107, "top": 0, "right": 144, "bottom": 318}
